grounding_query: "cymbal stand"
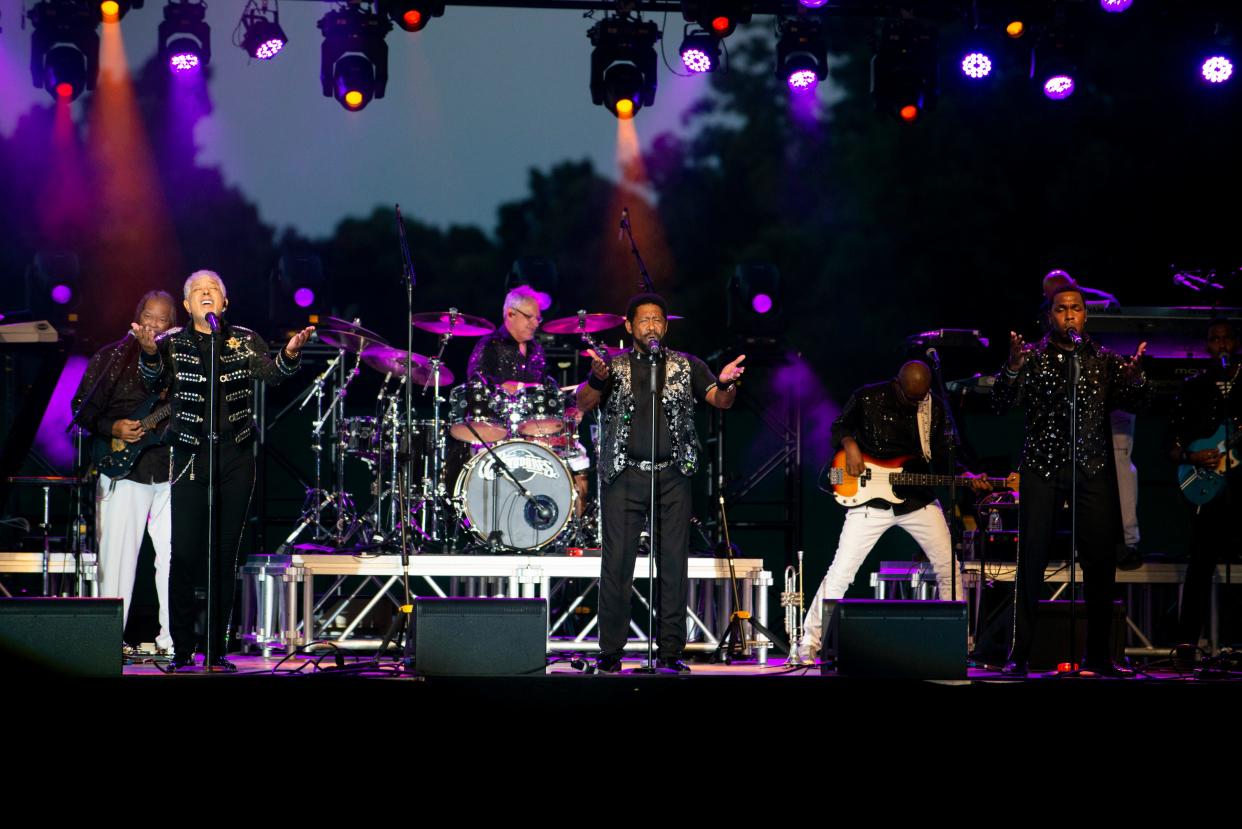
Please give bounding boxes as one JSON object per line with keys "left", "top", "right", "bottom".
{"left": 314, "top": 350, "right": 363, "bottom": 545}
{"left": 297, "top": 348, "right": 344, "bottom": 540}
{"left": 420, "top": 310, "right": 458, "bottom": 544}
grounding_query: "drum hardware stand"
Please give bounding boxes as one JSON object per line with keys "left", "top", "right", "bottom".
{"left": 371, "top": 464, "right": 418, "bottom": 671}
{"left": 296, "top": 348, "right": 345, "bottom": 540}
{"left": 314, "top": 349, "right": 363, "bottom": 545}
{"left": 418, "top": 308, "right": 459, "bottom": 543}
{"left": 713, "top": 494, "right": 786, "bottom": 664}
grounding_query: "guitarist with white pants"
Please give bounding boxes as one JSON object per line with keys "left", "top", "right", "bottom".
{"left": 799, "top": 361, "right": 992, "bottom": 662}
{"left": 71, "top": 291, "right": 178, "bottom": 654}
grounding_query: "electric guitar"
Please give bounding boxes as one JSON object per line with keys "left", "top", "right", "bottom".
{"left": 818, "top": 449, "right": 1016, "bottom": 508}
{"left": 94, "top": 394, "right": 172, "bottom": 479}
{"left": 1176, "top": 420, "right": 1241, "bottom": 505}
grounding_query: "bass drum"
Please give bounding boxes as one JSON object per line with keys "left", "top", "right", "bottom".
{"left": 453, "top": 439, "right": 574, "bottom": 551}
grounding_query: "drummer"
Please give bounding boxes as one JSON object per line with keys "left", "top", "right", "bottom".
{"left": 466, "top": 284, "right": 552, "bottom": 393}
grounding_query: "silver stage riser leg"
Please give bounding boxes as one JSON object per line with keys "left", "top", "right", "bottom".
{"left": 335, "top": 575, "right": 402, "bottom": 641}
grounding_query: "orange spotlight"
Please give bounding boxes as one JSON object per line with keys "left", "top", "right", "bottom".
{"left": 615, "top": 98, "right": 635, "bottom": 119}
{"left": 56, "top": 82, "right": 76, "bottom": 99}
{"left": 344, "top": 90, "right": 365, "bottom": 109}
{"left": 710, "top": 16, "right": 731, "bottom": 34}
{"left": 1006, "top": 20, "right": 1025, "bottom": 38}
{"left": 899, "top": 104, "right": 919, "bottom": 122}
{"left": 100, "top": 0, "right": 120, "bottom": 22}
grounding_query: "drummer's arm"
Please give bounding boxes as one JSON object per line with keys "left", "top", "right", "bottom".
{"left": 576, "top": 358, "right": 610, "bottom": 413}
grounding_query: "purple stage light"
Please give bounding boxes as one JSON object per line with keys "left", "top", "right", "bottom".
{"left": 1099, "top": 0, "right": 1132, "bottom": 12}
{"left": 681, "top": 48, "right": 713, "bottom": 74}
{"left": 256, "top": 38, "right": 285, "bottom": 60}
{"left": 797, "top": 0, "right": 829, "bottom": 7}
{"left": 787, "top": 69, "right": 818, "bottom": 92}
{"left": 751, "top": 293, "right": 773, "bottom": 314}
{"left": 1201, "top": 56, "right": 1234, "bottom": 84}
{"left": 1043, "top": 74, "right": 1075, "bottom": 99}
{"left": 169, "top": 52, "right": 201, "bottom": 73}
{"left": 50, "top": 284, "right": 73, "bottom": 305}
{"left": 961, "top": 52, "right": 993, "bottom": 79}
{"left": 293, "top": 288, "right": 315, "bottom": 308}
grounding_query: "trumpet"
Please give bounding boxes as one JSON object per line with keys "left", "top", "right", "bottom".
{"left": 781, "top": 550, "right": 805, "bottom": 665}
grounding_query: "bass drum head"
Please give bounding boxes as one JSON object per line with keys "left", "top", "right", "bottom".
{"left": 454, "top": 439, "right": 573, "bottom": 550}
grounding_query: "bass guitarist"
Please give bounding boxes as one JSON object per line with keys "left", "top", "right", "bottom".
{"left": 1169, "top": 318, "right": 1240, "bottom": 654}
{"left": 71, "top": 290, "right": 178, "bottom": 655}
{"left": 799, "top": 360, "right": 992, "bottom": 662}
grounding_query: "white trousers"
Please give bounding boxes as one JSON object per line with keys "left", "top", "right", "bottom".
{"left": 96, "top": 474, "right": 173, "bottom": 650}
{"left": 798, "top": 502, "right": 962, "bottom": 661}
{"left": 1111, "top": 410, "right": 1140, "bottom": 548}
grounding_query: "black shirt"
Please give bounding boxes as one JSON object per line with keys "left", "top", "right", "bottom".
{"left": 72, "top": 334, "right": 170, "bottom": 484}
{"left": 604, "top": 350, "right": 716, "bottom": 462}
{"left": 467, "top": 327, "right": 548, "bottom": 385}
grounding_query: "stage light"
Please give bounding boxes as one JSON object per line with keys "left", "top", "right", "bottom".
{"left": 1099, "top": 0, "right": 1132, "bottom": 12}
{"left": 100, "top": 0, "right": 143, "bottom": 23}
{"left": 588, "top": 16, "right": 659, "bottom": 119}
{"left": 318, "top": 6, "right": 391, "bottom": 112}
{"left": 1201, "top": 55, "right": 1234, "bottom": 84}
{"left": 1043, "top": 74, "right": 1074, "bottom": 99}
{"left": 1031, "top": 23, "right": 1079, "bottom": 102}
{"left": 751, "top": 293, "right": 773, "bottom": 314}
{"left": 872, "top": 18, "right": 938, "bottom": 120}
{"left": 28, "top": 0, "right": 100, "bottom": 102}
{"left": 961, "top": 51, "right": 993, "bottom": 79}
{"left": 798, "top": 0, "right": 829, "bottom": 7}
{"left": 777, "top": 17, "right": 827, "bottom": 94}
{"left": 51, "top": 285, "right": 74, "bottom": 305}
{"left": 381, "top": 0, "right": 444, "bottom": 33}
{"left": 26, "top": 252, "right": 81, "bottom": 316}
{"left": 159, "top": 1, "right": 211, "bottom": 74}
{"left": 293, "top": 288, "right": 315, "bottom": 308}
{"left": 239, "top": 1, "right": 288, "bottom": 60}
{"left": 680, "top": 0, "right": 751, "bottom": 41}
{"left": 727, "top": 263, "right": 782, "bottom": 337}
{"left": 273, "top": 253, "right": 325, "bottom": 319}
{"left": 679, "top": 29, "right": 720, "bottom": 74}
{"left": 1006, "top": 21, "right": 1024, "bottom": 38}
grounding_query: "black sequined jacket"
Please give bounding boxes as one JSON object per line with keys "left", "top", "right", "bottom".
{"left": 1168, "top": 365, "right": 1242, "bottom": 479}
{"left": 138, "top": 323, "right": 300, "bottom": 451}
{"left": 832, "top": 381, "right": 954, "bottom": 513}
{"left": 992, "top": 334, "right": 1147, "bottom": 479}
{"left": 467, "top": 328, "right": 547, "bottom": 385}
{"left": 600, "top": 350, "right": 701, "bottom": 483}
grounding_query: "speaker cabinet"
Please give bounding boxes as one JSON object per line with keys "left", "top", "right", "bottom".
{"left": 414, "top": 597, "right": 547, "bottom": 676}
{"left": 823, "top": 599, "right": 967, "bottom": 679}
{"left": 0, "top": 598, "right": 122, "bottom": 677}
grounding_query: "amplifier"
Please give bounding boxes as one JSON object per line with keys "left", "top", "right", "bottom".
{"left": 414, "top": 597, "right": 547, "bottom": 676}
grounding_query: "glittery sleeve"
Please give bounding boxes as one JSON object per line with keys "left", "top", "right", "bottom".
{"left": 830, "top": 391, "right": 863, "bottom": 449}
{"left": 991, "top": 359, "right": 1028, "bottom": 414}
{"left": 1103, "top": 349, "right": 1149, "bottom": 414}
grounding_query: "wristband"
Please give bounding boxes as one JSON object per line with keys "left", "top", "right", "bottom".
{"left": 587, "top": 373, "right": 606, "bottom": 391}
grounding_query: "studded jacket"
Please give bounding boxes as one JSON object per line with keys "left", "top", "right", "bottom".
{"left": 992, "top": 334, "right": 1147, "bottom": 479}
{"left": 138, "top": 323, "right": 301, "bottom": 451}
{"left": 599, "top": 350, "right": 703, "bottom": 484}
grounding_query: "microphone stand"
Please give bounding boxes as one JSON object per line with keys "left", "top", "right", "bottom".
{"left": 205, "top": 317, "right": 221, "bottom": 670}
{"left": 1060, "top": 342, "right": 1082, "bottom": 675}
{"left": 619, "top": 207, "right": 656, "bottom": 293}
{"left": 395, "top": 205, "right": 418, "bottom": 545}
{"left": 927, "top": 348, "right": 962, "bottom": 606}
{"left": 632, "top": 345, "right": 661, "bottom": 673}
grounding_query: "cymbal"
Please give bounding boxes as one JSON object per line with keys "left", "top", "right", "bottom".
{"left": 542, "top": 313, "right": 625, "bottom": 335}
{"left": 411, "top": 311, "right": 494, "bottom": 337}
{"left": 579, "top": 344, "right": 626, "bottom": 360}
{"left": 362, "top": 344, "right": 454, "bottom": 386}
{"left": 318, "top": 319, "right": 388, "bottom": 353}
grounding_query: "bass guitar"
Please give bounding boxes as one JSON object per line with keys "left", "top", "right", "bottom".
{"left": 94, "top": 394, "right": 172, "bottom": 479}
{"left": 1176, "top": 420, "right": 1241, "bottom": 505}
{"left": 818, "top": 449, "right": 1016, "bottom": 508}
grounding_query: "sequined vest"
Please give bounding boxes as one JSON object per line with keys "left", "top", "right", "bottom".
{"left": 600, "top": 350, "right": 700, "bottom": 483}
{"left": 160, "top": 325, "right": 263, "bottom": 449}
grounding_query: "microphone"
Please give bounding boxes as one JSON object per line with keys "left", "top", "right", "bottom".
{"left": 1222, "top": 353, "right": 1232, "bottom": 371}
{"left": 377, "top": 371, "right": 392, "bottom": 400}
{"left": 205, "top": 312, "right": 221, "bottom": 333}
{"left": 925, "top": 347, "right": 940, "bottom": 371}
{"left": 1067, "top": 327, "right": 1083, "bottom": 345}
{"left": 648, "top": 338, "right": 662, "bottom": 356}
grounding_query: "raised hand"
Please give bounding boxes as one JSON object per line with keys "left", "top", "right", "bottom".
{"left": 130, "top": 322, "right": 158, "bottom": 355}
{"left": 1120, "top": 341, "right": 1148, "bottom": 384}
{"left": 591, "top": 357, "right": 610, "bottom": 381}
{"left": 720, "top": 353, "right": 746, "bottom": 384}
{"left": 1007, "top": 331, "right": 1028, "bottom": 372}
{"left": 284, "top": 326, "right": 316, "bottom": 359}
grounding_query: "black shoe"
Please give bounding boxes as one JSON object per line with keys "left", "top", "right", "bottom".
{"left": 657, "top": 657, "right": 691, "bottom": 674}
{"left": 206, "top": 656, "right": 238, "bottom": 673}
{"left": 1000, "top": 660, "right": 1028, "bottom": 677}
{"left": 168, "top": 653, "right": 195, "bottom": 672}
{"left": 1080, "top": 661, "right": 1135, "bottom": 678}
{"left": 595, "top": 655, "right": 623, "bottom": 674}
{"left": 1116, "top": 545, "right": 1144, "bottom": 571}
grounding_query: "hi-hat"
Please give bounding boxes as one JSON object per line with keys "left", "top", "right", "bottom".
{"left": 362, "top": 344, "right": 454, "bottom": 386}
{"left": 542, "top": 313, "right": 625, "bottom": 335}
{"left": 411, "top": 311, "right": 494, "bottom": 337}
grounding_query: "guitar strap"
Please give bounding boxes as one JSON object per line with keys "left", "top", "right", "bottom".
{"left": 917, "top": 396, "right": 932, "bottom": 461}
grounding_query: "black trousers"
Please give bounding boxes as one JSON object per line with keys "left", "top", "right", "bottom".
{"left": 1011, "top": 462, "right": 1121, "bottom": 666}
{"left": 1177, "top": 481, "right": 1238, "bottom": 643}
{"left": 169, "top": 441, "right": 255, "bottom": 655}
{"left": 598, "top": 466, "right": 691, "bottom": 660}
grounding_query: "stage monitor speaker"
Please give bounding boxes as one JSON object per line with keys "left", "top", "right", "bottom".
{"left": 0, "top": 598, "right": 122, "bottom": 677}
{"left": 414, "top": 597, "right": 547, "bottom": 676}
{"left": 1029, "top": 600, "right": 1126, "bottom": 669}
{"left": 825, "top": 599, "right": 967, "bottom": 679}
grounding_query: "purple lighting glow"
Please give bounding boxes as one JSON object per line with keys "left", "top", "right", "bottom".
{"left": 50, "top": 284, "right": 73, "bottom": 305}
{"left": 752, "top": 293, "right": 774, "bottom": 314}
{"left": 787, "top": 70, "right": 818, "bottom": 92}
{"left": 797, "top": 0, "right": 829, "bottom": 7}
{"left": 256, "top": 38, "right": 285, "bottom": 60}
{"left": 1099, "top": 0, "right": 1132, "bottom": 11}
{"left": 170, "top": 52, "right": 201, "bottom": 73}
{"left": 681, "top": 48, "right": 713, "bottom": 74}
{"left": 293, "top": 288, "right": 315, "bottom": 308}
{"left": 1043, "top": 75, "right": 1075, "bottom": 99}
{"left": 961, "top": 52, "right": 993, "bottom": 79}
{"left": 1201, "top": 56, "right": 1234, "bottom": 84}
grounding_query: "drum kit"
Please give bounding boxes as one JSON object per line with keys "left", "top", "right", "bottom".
{"left": 281, "top": 308, "right": 632, "bottom": 555}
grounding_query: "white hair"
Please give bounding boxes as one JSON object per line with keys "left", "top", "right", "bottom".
{"left": 503, "top": 284, "right": 551, "bottom": 317}
{"left": 183, "top": 269, "right": 227, "bottom": 300}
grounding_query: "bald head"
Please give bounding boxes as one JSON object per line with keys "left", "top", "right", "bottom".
{"left": 897, "top": 361, "right": 932, "bottom": 403}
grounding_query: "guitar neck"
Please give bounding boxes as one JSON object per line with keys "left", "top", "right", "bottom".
{"left": 889, "top": 473, "right": 1009, "bottom": 488}
{"left": 141, "top": 404, "right": 172, "bottom": 430}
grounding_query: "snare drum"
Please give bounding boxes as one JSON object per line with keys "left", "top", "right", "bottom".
{"left": 449, "top": 380, "right": 509, "bottom": 443}
{"left": 516, "top": 380, "right": 565, "bottom": 437}
{"left": 453, "top": 439, "right": 574, "bottom": 550}
{"left": 339, "top": 417, "right": 380, "bottom": 458}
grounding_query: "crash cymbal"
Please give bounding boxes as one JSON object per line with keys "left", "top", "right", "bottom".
{"left": 317, "top": 319, "right": 388, "bottom": 353}
{"left": 410, "top": 311, "right": 495, "bottom": 337}
{"left": 541, "top": 313, "right": 625, "bottom": 335}
{"left": 362, "top": 344, "right": 454, "bottom": 386}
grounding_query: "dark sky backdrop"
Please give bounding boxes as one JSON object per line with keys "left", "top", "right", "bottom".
{"left": 0, "top": 2, "right": 735, "bottom": 235}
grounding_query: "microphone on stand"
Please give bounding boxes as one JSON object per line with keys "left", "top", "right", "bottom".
{"left": 1067, "top": 327, "right": 1083, "bottom": 345}
{"left": 925, "top": 347, "right": 940, "bottom": 372}
{"left": 377, "top": 371, "right": 393, "bottom": 400}
{"left": 619, "top": 207, "right": 629, "bottom": 241}
{"left": 1222, "top": 352, "right": 1232, "bottom": 371}
{"left": 648, "top": 338, "right": 662, "bottom": 357}
{"left": 205, "top": 312, "right": 221, "bottom": 333}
